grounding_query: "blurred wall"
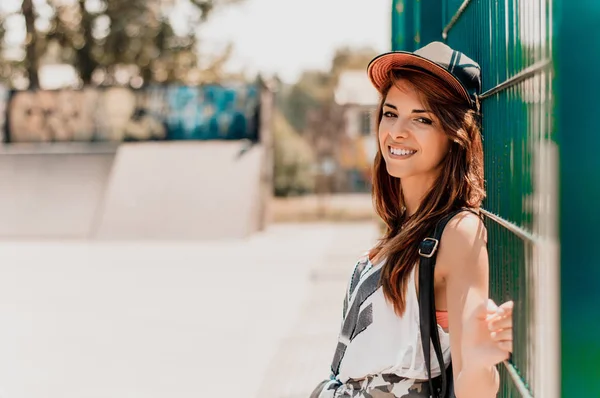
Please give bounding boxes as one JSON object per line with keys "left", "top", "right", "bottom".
{"left": 4, "top": 85, "right": 259, "bottom": 143}
{"left": 94, "top": 141, "right": 263, "bottom": 240}
{"left": 0, "top": 145, "right": 115, "bottom": 238}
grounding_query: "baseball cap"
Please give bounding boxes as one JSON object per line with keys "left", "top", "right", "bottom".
{"left": 367, "top": 41, "right": 481, "bottom": 109}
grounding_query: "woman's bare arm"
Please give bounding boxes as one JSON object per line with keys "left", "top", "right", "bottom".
{"left": 437, "top": 212, "right": 511, "bottom": 398}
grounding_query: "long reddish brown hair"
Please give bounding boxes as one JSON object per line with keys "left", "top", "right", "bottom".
{"left": 370, "top": 68, "right": 485, "bottom": 316}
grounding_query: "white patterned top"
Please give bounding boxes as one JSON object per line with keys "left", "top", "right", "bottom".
{"left": 329, "top": 254, "right": 451, "bottom": 383}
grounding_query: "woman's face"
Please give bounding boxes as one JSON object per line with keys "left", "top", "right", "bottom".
{"left": 378, "top": 79, "right": 450, "bottom": 182}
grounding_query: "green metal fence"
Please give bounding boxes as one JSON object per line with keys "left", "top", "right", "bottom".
{"left": 391, "top": 1, "right": 563, "bottom": 396}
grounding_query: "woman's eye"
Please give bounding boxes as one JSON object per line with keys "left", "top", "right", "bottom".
{"left": 383, "top": 111, "right": 397, "bottom": 118}
{"left": 415, "top": 117, "right": 433, "bottom": 125}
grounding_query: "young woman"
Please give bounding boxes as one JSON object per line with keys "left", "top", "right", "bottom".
{"left": 310, "top": 42, "right": 514, "bottom": 398}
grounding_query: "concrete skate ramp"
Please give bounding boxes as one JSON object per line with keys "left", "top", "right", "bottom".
{"left": 94, "top": 141, "right": 263, "bottom": 240}
{"left": 0, "top": 144, "right": 116, "bottom": 238}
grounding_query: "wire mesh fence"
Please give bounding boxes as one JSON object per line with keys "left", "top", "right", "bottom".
{"left": 391, "top": 1, "right": 559, "bottom": 396}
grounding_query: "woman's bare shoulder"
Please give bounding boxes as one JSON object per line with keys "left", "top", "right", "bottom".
{"left": 444, "top": 210, "right": 487, "bottom": 244}
{"left": 437, "top": 210, "right": 488, "bottom": 276}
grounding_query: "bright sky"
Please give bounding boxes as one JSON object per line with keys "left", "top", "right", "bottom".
{"left": 1, "top": 0, "right": 391, "bottom": 84}
{"left": 197, "top": 0, "right": 391, "bottom": 83}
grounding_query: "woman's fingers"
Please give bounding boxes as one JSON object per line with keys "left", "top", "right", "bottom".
{"left": 497, "top": 340, "right": 513, "bottom": 353}
{"left": 497, "top": 300, "right": 514, "bottom": 315}
{"left": 490, "top": 328, "right": 512, "bottom": 342}
{"left": 487, "top": 300, "right": 514, "bottom": 354}
{"left": 488, "top": 316, "right": 512, "bottom": 331}
{"left": 486, "top": 299, "right": 499, "bottom": 314}
{"left": 486, "top": 300, "right": 514, "bottom": 322}
{"left": 483, "top": 299, "right": 515, "bottom": 356}
{"left": 486, "top": 299, "right": 513, "bottom": 316}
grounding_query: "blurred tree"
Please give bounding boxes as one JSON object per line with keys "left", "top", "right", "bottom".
{"left": 273, "top": 107, "right": 316, "bottom": 197}
{"left": 0, "top": 15, "right": 6, "bottom": 83}
{"left": 57, "top": 0, "right": 242, "bottom": 85}
{"left": 277, "top": 46, "right": 377, "bottom": 194}
{"left": 280, "top": 46, "right": 378, "bottom": 134}
{"left": 21, "top": 0, "right": 40, "bottom": 88}
{"left": 0, "top": 0, "right": 244, "bottom": 87}
{"left": 330, "top": 46, "right": 379, "bottom": 83}
{"left": 280, "top": 70, "right": 330, "bottom": 133}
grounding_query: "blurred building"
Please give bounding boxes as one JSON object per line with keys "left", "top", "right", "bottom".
{"left": 333, "top": 70, "right": 379, "bottom": 192}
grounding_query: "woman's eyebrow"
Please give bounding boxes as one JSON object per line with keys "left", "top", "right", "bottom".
{"left": 383, "top": 103, "right": 432, "bottom": 114}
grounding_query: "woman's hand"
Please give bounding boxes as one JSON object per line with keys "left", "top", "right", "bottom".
{"left": 461, "top": 299, "right": 514, "bottom": 370}
{"left": 487, "top": 300, "right": 514, "bottom": 353}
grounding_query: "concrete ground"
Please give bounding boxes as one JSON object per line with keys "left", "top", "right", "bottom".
{"left": 0, "top": 221, "right": 379, "bottom": 398}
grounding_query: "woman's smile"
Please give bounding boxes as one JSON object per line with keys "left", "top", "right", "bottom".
{"left": 388, "top": 145, "right": 417, "bottom": 159}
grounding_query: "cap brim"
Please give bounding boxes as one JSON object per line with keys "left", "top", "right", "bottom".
{"left": 367, "top": 51, "right": 471, "bottom": 105}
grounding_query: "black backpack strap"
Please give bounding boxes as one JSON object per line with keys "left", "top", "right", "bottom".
{"left": 418, "top": 208, "right": 479, "bottom": 398}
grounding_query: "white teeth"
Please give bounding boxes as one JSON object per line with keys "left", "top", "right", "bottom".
{"left": 390, "top": 147, "right": 416, "bottom": 156}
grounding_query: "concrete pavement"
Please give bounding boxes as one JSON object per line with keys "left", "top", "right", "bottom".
{"left": 256, "top": 222, "right": 380, "bottom": 398}
{"left": 0, "top": 221, "right": 379, "bottom": 398}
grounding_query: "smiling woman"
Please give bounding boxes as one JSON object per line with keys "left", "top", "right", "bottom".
{"left": 373, "top": 68, "right": 484, "bottom": 226}
{"left": 379, "top": 78, "right": 450, "bottom": 192}
{"left": 309, "top": 42, "right": 514, "bottom": 398}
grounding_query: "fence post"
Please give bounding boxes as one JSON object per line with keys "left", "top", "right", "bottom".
{"left": 554, "top": 0, "right": 600, "bottom": 396}
{"left": 391, "top": 0, "right": 407, "bottom": 51}
{"left": 420, "top": 0, "right": 444, "bottom": 45}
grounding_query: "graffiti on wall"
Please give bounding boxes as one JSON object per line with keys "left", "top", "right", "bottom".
{"left": 4, "top": 84, "right": 260, "bottom": 143}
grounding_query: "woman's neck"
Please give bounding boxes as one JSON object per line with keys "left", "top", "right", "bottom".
{"left": 401, "top": 174, "right": 437, "bottom": 216}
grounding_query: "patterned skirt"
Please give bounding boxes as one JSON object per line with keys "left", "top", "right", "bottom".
{"left": 309, "top": 374, "right": 437, "bottom": 398}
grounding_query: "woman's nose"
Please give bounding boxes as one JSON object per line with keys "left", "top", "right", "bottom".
{"left": 389, "top": 119, "right": 409, "bottom": 140}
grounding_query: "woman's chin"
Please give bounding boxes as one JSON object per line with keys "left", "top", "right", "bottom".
{"left": 385, "top": 165, "right": 411, "bottom": 179}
